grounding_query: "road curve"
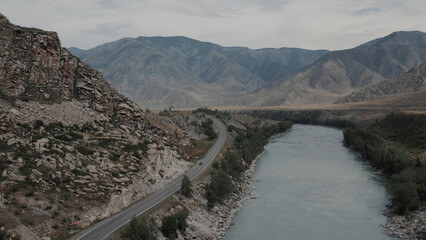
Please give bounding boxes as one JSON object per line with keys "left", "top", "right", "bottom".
{"left": 71, "top": 117, "right": 227, "bottom": 240}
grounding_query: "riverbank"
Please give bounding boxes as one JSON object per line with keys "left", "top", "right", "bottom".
{"left": 142, "top": 148, "right": 264, "bottom": 240}
{"left": 143, "top": 128, "right": 289, "bottom": 239}
{"left": 342, "top": 113, "right": 426, "bottom": 240}
{"left": 213, "top": 130, "right": 291, "bottom": 238}
{"left": 383, "top": 207, "right": 426, "bottom": 239}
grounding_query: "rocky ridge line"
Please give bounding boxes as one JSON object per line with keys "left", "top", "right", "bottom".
{"left": 335, "top": 62, "right": 426, "bottom": 104}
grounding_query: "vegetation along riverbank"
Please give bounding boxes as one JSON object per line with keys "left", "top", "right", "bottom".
{"left": 343, "top": 112, "right": 426, "bottom": 239}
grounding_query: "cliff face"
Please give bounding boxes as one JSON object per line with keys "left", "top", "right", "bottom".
{"left": 0, "top": 13, "right": 197, "bottom": 240}
{"left": 0, "top": 13, "right": 139, "bottom": 120}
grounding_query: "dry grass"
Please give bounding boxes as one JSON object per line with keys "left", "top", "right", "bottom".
{"left": 181, "top": 139, "right": 214, "bottom": 162}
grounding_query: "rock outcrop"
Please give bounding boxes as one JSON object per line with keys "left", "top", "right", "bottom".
{"left": 0, "top": 13, "right": 140, "bottom": 121}
{"left": 335, "top": 62, "right": 426, "bottom": 104}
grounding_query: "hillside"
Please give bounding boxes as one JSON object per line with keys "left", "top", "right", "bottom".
{"left": 69, "top": 37, "right": 327, "bottom": 109}
{"left": 0, "top": 13, "right": 203, "bottom": 239}
{"left": 369, "top": 113, "right": 426, "bottom": 154}
{"left": 335, "top": 62, "right": 426, "bottom": 104}
{"left": 242, "top": 31, "right": 426, "bottom": 106}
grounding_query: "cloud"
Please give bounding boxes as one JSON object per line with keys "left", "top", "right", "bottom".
{"left": 81, "top": 22, "right": 131, "bottom": 37}
{"left": 353, "top": 7, "right": 380, "bottom": 15}
{"left": 0, "top": 0, "right": 424, "bottom": 50}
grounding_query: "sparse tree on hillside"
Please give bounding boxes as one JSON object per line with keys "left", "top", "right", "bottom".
{"left": 181, "top": 175, "right": 192, "bottom": 198}
{"left": 121, "top": 216, "right": 158, "bottom": 240}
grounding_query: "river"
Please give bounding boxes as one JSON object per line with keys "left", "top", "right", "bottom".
{"left": 223, "top": 124, "right": 394, "bottom": 240}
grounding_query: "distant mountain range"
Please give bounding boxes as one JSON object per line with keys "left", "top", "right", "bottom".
{"left": 70, "top": 31, "right": 426, "bottom": 109}
{"left": 241, "top": 31, "right": 426, "bottom": 106}
{"left": 69, "top": 37, "right": 327, "bottom": 109}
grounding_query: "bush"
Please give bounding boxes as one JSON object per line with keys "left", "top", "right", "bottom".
{"left": 33, "top": 120, "right": 45, "bottom": 130}
{"left": 54, "top": 134, "right": 73, "bottom": 142}
{"left": 161, "top": 215, "right": 178, "bottom": 239}
{"left": 12, "top": 235, "right": 21, "bottom": 240}
{"left": 392, "top": 182, "right": 420, "bottom": 215}
{"left": 201, "top": 119, "right": 217, "bottom": 140}
{"left": 159, "top": 109, "right": 172, "bottom": 117}
{"left": 175, "top": 211, "right": 188, "bottom": 231}
{"left": 161, "top": 211, "right": 188, "bottom": 239}
{"left": 81, "top": 123, "right": 95, "bottom": 132}
{"left": 123, "top": 142, "right": 149, "bottom": 155}
{"left": 76, "top": 146, "right": 94, "bottom": 156}
{"left": 206, "top": 169, "right": 234, "bottom": 208}
{"left": 121, "top": 217, "right": 158, "bottom": 240}
{"left": 45, "top": 122, "right": 65, "bottom": 133}
{"left": 180, "top": 175, "right": 192, "bottom": 198}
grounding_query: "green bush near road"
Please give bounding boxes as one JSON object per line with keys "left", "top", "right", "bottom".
{"left": 180, "top": 175, "right": 192, "bottom": 198}
{"left": 201, "top": 119, "right": 217, "bottom": 140}
{"left": 121, "top": 216, "right": 158, "bottom": 240}
{"left": 160, "top": 210, "right": 188, "bottom": 240}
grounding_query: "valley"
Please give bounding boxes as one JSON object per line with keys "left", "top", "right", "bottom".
{"left": 0, "top": 8, "right": 425, "bottom": 240}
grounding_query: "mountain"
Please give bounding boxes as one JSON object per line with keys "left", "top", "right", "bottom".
{"left": 335, "top": 62, "right": 426, "bottom": 104}
{"left": 241, "top": 31, "right": 426, "bottom": 106}
{"left": 0, "top": 13, "right": 195, "bottom": 239}
{"left": 69, "top": 37, "right": 327, "bottom": 109}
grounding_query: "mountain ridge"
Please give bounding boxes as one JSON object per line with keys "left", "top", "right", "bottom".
{"left": 70, "top": 36, "right": 327, "bottom": 109}
{"left": 241, "top": 31, "right": 426, "bottom": 106}
{"left": 335, "top": 62, "right": 426, "bottom": 104}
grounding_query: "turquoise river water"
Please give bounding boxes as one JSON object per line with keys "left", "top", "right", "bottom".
{"left": 222, "top": 124, "right": 394, "bottom": 240}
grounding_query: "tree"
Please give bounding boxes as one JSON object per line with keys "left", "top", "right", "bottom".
{"left": 181, "top": 175, "right": 192, "bottom": 198}
{"left": 121, "top": 216, "right": 158, "bottom": 240}
{"left": 160, "top": 211, "right": 189, "bottom": 239}
{"left": 201, "top": 119, "right": 217, "bottom": 140}
{"left": 206, "top": 169, "right": 234, "bottom": 208}
{"left": 175, "top": 211, "right": 189, "bottom": 231}
{"left": 392, "top": 182, "right": 420, "bottom": 215}
{"left": 161, "top": 215, "right": 178, "bottom": 240}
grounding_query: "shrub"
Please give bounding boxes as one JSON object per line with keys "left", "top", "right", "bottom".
{"left": 175, "top": 211, "right": 189, "bottom": 231}
{"left": 161, "top": 215, "right": 178, "bottom": 240}
{"left": 180, "top": 175, "right": 192, "bottom": 198}
{"left": 201, "top": 119, "right": 216, "bottom": 140}
{"left": 33, "top": 120, "right": 45, "bottom": 130}
{"left": 161, "top": 211, "right": 188, "bottom": 240}
{"left": 206, "top": 169, "right": 234, "bottom": 208}
{"left": 76, "top": 146, "right": 94, "bottom": 155}
{"left": 121, "top": 217, "right": 157, "bottom": 240}
{"left": 392, "top": 182, "right": 420, "bottom": 215}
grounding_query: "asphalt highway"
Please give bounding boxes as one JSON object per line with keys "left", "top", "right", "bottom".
{"left": 71, "top": 117, "right": 227, "bottom": 240}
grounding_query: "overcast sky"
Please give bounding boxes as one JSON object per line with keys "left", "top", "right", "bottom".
{"left": 1, "top": 0, "right": 425, "bottom": 50}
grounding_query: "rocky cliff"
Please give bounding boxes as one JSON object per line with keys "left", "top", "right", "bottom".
{"left": 0, "top": 13, "right": 142, "bottom": 120}
{"left": 0, "top": 13, "right": 198, "bottom": 240}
